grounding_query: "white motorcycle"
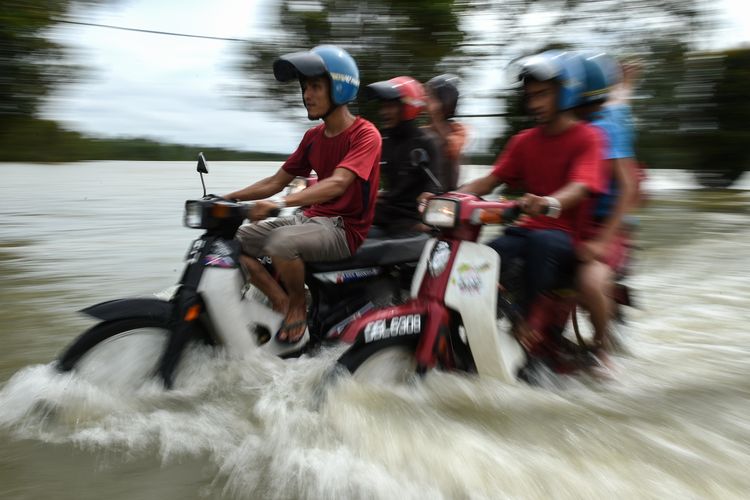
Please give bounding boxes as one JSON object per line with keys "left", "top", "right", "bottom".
{"left": 56, "top": 154, "right": 427, "bottom": 388}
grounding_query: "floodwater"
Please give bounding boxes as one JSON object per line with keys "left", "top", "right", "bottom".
{"left": 0, "top": 162, "right": 748, "bottom": 500}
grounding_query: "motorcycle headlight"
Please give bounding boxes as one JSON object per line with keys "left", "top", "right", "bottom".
{"left": 423, "top": 198, "right": 459, "bottom": 228}
{"left": 285, "top": 177, "right": 309, "bottom": 196}
{"left": 428, "top": 241, "right": 451, "bottom": 277}
{"left": 184, "top": 201, "right": 204, "bottom": 228}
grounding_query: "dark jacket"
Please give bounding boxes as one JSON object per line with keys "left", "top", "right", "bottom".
{"left": 373, "top": 120, "right": 441, "bottom": 233}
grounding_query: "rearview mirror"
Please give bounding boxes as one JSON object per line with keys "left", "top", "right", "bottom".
{"left": 197, "top": 152, "right": 209, "bottom": 174}
{"left": 410, "top": 148, "right": 429, "bottom": 168}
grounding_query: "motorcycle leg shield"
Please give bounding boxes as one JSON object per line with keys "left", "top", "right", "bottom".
{"left": 444, "top": 242, "right": 526, "bottom": 383}
{"left": 198, "top": 267, "right": 271, "bottom": 352}
{"left": 198, "top": 266, "right": 309, "bottom": 357}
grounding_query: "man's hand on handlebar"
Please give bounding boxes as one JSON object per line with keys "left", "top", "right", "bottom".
{"left": 518, "top": 193, "right": 548, "bottom": 217}
{"left": 519, "top": 193, "right": 562, "bottom": 218}
{"left": 247, "top": 199, "right": 280, "bottom": 221}
{"left": 204, "top": 193, "right": 229, "bottom": 201}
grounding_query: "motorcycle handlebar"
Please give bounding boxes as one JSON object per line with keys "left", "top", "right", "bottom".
{"left": 471, "top": 200, "right": 521, "bottom": 225}
{"left": 502, "top": 203, "right": 523, "bottom": 223}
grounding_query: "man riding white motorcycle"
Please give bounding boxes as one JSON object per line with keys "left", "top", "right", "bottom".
{"left": 223, "top": 45, "right": 382, "bottom": 344}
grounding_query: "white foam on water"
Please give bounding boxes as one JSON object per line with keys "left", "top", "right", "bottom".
{"left": 1, "top": 213, "right": 749, "bottom": 499}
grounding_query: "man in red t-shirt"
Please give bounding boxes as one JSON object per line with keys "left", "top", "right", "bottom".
{"left": 459, "top": 51, "right": 606, "bottom": 344}
{"left": 224, "top": 45, "right": 381, "bottom": 343}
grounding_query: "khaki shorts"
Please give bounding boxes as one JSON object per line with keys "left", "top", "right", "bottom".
{"left": 235, "top": 213, "right": 351, "bottom": 261}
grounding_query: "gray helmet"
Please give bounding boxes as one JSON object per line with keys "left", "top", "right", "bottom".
{"left": 425, "top": 74, "right": 460, "bottom": 119}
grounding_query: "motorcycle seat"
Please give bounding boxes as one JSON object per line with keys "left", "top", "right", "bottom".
{"left": 307, "top": 233, "right": 429, "bottom": 272}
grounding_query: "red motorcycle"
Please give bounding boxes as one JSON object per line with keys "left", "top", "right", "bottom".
{"left": 328, "top": 192, "right": 632, "bottom": 384}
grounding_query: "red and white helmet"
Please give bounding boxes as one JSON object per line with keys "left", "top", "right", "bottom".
{"left": 366, "top": 76, "right": 426, "bottom": 121}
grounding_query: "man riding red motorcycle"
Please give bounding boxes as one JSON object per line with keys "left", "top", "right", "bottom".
{"left": 458, "top": 50, "right": 607, "bottom": 349}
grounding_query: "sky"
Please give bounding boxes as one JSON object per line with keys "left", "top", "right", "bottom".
{"left": 43, "top": 0, "right": 750, "bottom": 155}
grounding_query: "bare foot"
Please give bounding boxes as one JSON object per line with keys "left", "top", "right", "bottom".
{"left": 586, "top": 349, "right": 615, "bottom": 379}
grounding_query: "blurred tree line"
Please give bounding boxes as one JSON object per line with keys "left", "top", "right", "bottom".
{"left": 0, "top": 118, "right": 285, "bottom": 162}
{"left": 239, "top": 0, "right": 467, "bottom": 119}
{"left": 240, "top": 0, "right": 748, "bottom": 186}
{"left": 1, "top": 0, "right": 748, "bottom": 183}
{"left": 0, "top": 1, "right": 71, "bottom": 122}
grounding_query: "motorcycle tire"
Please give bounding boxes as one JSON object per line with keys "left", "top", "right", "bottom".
{"left": 337, "top": 336, "right": 420, "bottom": 385}
{"left": 57, "top": 317, "right": 200, "bottom": 389}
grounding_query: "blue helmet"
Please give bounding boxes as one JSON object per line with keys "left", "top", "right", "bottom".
{"left": 517, "top": 50, "right": 586, "bottom": 110}
{"left": 579, "top": 51, "right": 622, "bottom": 105}
{"left": 273, "top": 45, "right": 360, "bottom": 106}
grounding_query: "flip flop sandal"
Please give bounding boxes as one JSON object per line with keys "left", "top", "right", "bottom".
{"left": 275, "top": 319, "right": 308, "bottom": 344}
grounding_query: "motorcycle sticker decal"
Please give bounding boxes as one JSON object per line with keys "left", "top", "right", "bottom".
{"left": 451, "top": 262, "right": 490, "bottom": 294}
{"left": 204, "top": 240, "right": 239, "bottom": 268}
{"left": 313, "top": 267, "right": 382, "bottom": 284}
{"left": 185, "top": 239, "right": 206, "bottom": 264}
{"left": 364, "top": 314, "right": 422, "bottom": 343}
{"left": 204, "top": 255, "right": 237, "bottom": 268}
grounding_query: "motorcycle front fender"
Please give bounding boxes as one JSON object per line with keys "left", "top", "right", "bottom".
{"left": 336, "top": 299, "right": 451, "bottom": 370}
{"left": 81, "top": 298, "right": 173, "bottom": 323}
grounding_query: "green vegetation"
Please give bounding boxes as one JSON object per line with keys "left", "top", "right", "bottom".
{"left": 681, "top": 48, "right": 750, "bottom": 186}
{"left": 0, "top": 118, "right": 286, "bottom": 162}
{"left": 0, "top": 2, "right": 72, "bottom": 123}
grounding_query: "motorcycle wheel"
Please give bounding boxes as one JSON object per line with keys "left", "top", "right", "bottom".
{"left": 337, "top": 336, "right": 419, "bottom": 385}
{"left": 57, "top": 317, "right": 190, "bottom": 389}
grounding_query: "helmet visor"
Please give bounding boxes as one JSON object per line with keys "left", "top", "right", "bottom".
{"left": 365, "top": 80, "right": 401, "bottom": 101}
{"left": 273, "top": 51, "right": 327, "bottom": 82}
{"left": 507, "top": 54, "right": 561, "bottom": 87}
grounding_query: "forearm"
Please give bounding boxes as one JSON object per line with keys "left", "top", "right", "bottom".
{"left": 458, "top": 174, "right": 500, "bottom": 197}
{"left": 283, "top": 177, "right": 348, "bottom": 206}
{"left": 225, "top": 176, "right": 285, "bottom": 201}
{"left": 549, "top": 182, "right": 589, "bottom": 211}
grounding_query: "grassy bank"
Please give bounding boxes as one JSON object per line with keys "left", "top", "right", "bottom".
{"left": 0, "top": 118, "right": 287, "bottom": 162}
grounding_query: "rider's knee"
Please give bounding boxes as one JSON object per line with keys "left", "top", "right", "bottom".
{"left": 263, "top": 232, "right": 299, "bottom": 260}
{"left": 577, "top": 261, "right": 610, "bottom": 297}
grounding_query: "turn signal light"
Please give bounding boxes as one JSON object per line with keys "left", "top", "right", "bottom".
{"left": 475, "top": 209, "right": 503, "bottom": 224}
{"left": 184, "top": 304, "right": 201, "bottom": 322}
{"left": 211, "top": 204, "right": 231, "bottom": 218}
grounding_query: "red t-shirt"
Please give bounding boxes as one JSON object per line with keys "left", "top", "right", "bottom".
{"left": 490, "top": 122, "right": 607, "bottom": 238}
{"left": 282, "top": 116, "right": 382, "bottom": 253}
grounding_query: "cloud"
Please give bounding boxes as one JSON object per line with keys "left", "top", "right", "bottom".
{"left": 43, "top": 0, "right": 305, "bottom": 154}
